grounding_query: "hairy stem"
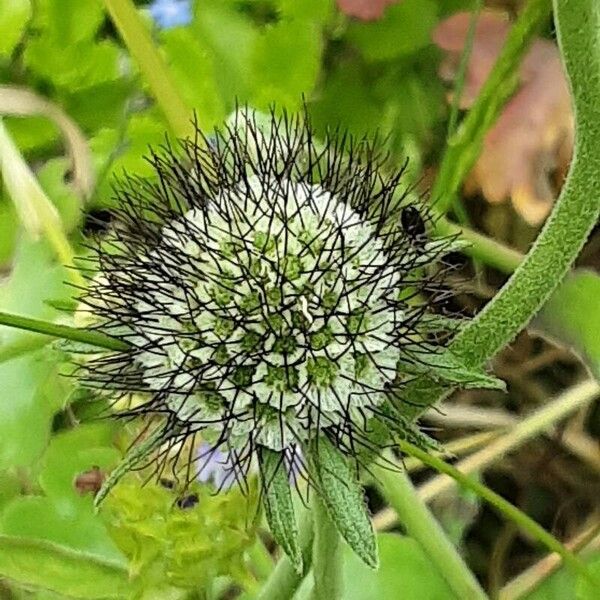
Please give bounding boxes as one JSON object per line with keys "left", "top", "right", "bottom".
{"left": 376, "top": 465, "right": 488, "bottom": 600}
{"left": 103, "top": 0, "right": 193, "bottom": 138}
{"left": 310, "top": 495, "right": 343, "bottom": 600}
{"left": 397, "top": 440, "right": 597, "bottom": 587}
{"left": 433, "top": 0, "right": 552, "bottom": 213}
{"left": 402, "top": 0, "right": 600, "bottom": 418}
{"left": 0, "top": 311, "right": 129, "bottom": 352}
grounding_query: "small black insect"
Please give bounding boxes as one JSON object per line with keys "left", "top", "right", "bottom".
{"left": 177, "top": 493, "right": 199, "bottom": 509}
{"left": 159, "top": 477, "right": 175, "bottom": 489}
{"left": 400, "top": 206, "right": 426, "bottom": 240}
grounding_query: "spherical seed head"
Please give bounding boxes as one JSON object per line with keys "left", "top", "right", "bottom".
{"left": 81, "top": 108, "right": 454, "bottom": 476}
{"left": 148, "top": 174, "right": 402, "bottom": 450}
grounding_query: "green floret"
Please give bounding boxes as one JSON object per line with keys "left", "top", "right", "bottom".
{"left": 214, "top": 316, "right": 235, "bottom": 339}
{"left": 347, "top": 310, "right": 369, "bottom": 335}
{"left": 232, "top": 365, "right": 255, "bottom": 388}
{"left": 264, "top": 364, "right": 299, "bottom": 391}
{"left": 273, "top": 334, "right": 298, "bottom": 355}
{"left": 282, "top": 255, "right": 303, "bottom": 280}
{"left": 309, "top": 325, "right": 334, "bottom": 351}
{"left": 241, "top": 330, "right": 261, "bottom": 352}
{"left": 306, "top": 356, "right": 339, "bottom": 387}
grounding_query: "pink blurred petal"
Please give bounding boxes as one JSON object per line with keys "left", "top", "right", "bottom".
{"left": 336, "top": 0, "right": 399, "bottom": 21}
{"left": 433, "top": 10, "right": 573, "bottom": 224}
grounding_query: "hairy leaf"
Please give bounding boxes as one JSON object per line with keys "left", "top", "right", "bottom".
{"left": 307, "top": 436, "right": 378, "bottom": 569}
{"left": 259, "top": 447, "right": 303, "bottom": 573}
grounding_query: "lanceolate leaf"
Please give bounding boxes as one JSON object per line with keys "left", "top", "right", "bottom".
{"left": 307, "top": 436, "right": 378, "bottom": 569}
{"left": 399, "top": 349, "right": 506, "bottom": 390}
{"left": 259, "top": 447, "right": 303, "bottom": 573}
{"left": 0, "top": 535, "right": 130, "bottom": 598}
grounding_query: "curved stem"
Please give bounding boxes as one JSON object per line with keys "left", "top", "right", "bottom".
{"left": 376, "top": 464, "right": 488, "bottom": 600}
{"left": 499, "top": 521, "right": 600, "bottom": 600}
{"left": 401, "top": 0, "right": 600, "bottom": 418}
{"left": 397, "top": 440, "right": 597, "bottom": 588}
{"left": 451, "top": 0, "right": 600, "bottom": 366}
{"left": 0, "top": 120, "right": 85, "bottom": 288}
{"left": 0, "top": 311, "right": 129, "bottom": 352}
{"left": 310, "top": 495, "right": 343, "bottom": 600}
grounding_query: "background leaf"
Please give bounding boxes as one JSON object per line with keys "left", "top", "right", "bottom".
{"left": 532, "top": 270, "right": 600, "bottom": 379}
{"left": 347, "top": 0, "right": 439, "bottom": 61}
{"left": 0, "top": 535, "right": 130, "bottom": 599}
{"left": 0, "top": 0, "right": 31, "bottom": 58}
{"left": 0, "top": 240, "right": 71, "bottom": 469}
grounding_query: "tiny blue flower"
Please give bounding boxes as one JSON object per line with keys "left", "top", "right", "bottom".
{"left": 149, "top": 0, "right": 192, "bottom": 29}
{"left": 196, "top": 442, "right": 236, "bottom": 490}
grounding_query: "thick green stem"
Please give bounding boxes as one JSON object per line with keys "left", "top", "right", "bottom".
{"left": 310, "top": 495, "right": 343, "bottom": 600}
{"left": 433, "top": 0, "right": 552, "bottom": 213}
{"left": 402, "top": 0, "right": 600, "bottom": 418}
{"left": 103, "top": 0, "right": 193, "bottom": 138}
{"left": 0, "top": 311, "right": 129, "bottom": 352}
{"left": 256, "top": 509, "right": 314, "bottom": 600}
{"left": 397, "top": 440, "right": 597, "bottom": 588}
{"left": 376, "top": 465, "right": 488, "bottom": 600}
{"left": 452, "top": 0, "right": 600, "bottom": 365}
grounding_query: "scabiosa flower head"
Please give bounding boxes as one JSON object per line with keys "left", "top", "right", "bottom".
{"left": 80, "top": 108, "right": 461, "bottom": 565}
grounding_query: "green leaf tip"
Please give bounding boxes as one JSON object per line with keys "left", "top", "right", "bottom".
{"left": 94, "top": 425, "right": 167, "bottom": 509}
{"left": 308, "top": 436, "right": 379, "bottom": 569}
{"left": 259, "top": 447, "right": 303, "bottom": 573}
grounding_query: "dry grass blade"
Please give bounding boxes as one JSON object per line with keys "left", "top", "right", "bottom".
{"left": 0, "top": 85, "right": 95, "bottom": 199}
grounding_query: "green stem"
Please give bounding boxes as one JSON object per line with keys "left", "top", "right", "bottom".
{"left": 433, "top": 0, "right": 551, "bottom": 213}
{"left": 0, "top": 119, "right": 85, "bottom": 289}
{"left": 0, "top": 311, "right": 129, "bottom": 352}
{"left": 435, "top": 218, "right": 523, "bottom": 274}
{"left": 256, "top": 509, "right": 314, "bottom": 600}
{"left": 376, "top": 464, "right": 488, "bottom": 600}
{"left": 446, "top": 0, "right": 483, "bottom": 138}
{"left": 397, "top": 440, "right": 597, "bottom": 588}
{"left": 103, "top": 0, "right": 193, "bottom": 138}
{"left": 310, "top": 495, "right": 343, "bottom": 600}
{"left": 452, "top": 0, "right": 600, "bottom": 366}
{"left": 0, "top": 334, "right": 52, "bottom": 364}
{"left": 248, "top": 538, "right": 275, "bottom": 582}
{"left": 401, "top": 0, "right": 600, "bottom": 418}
